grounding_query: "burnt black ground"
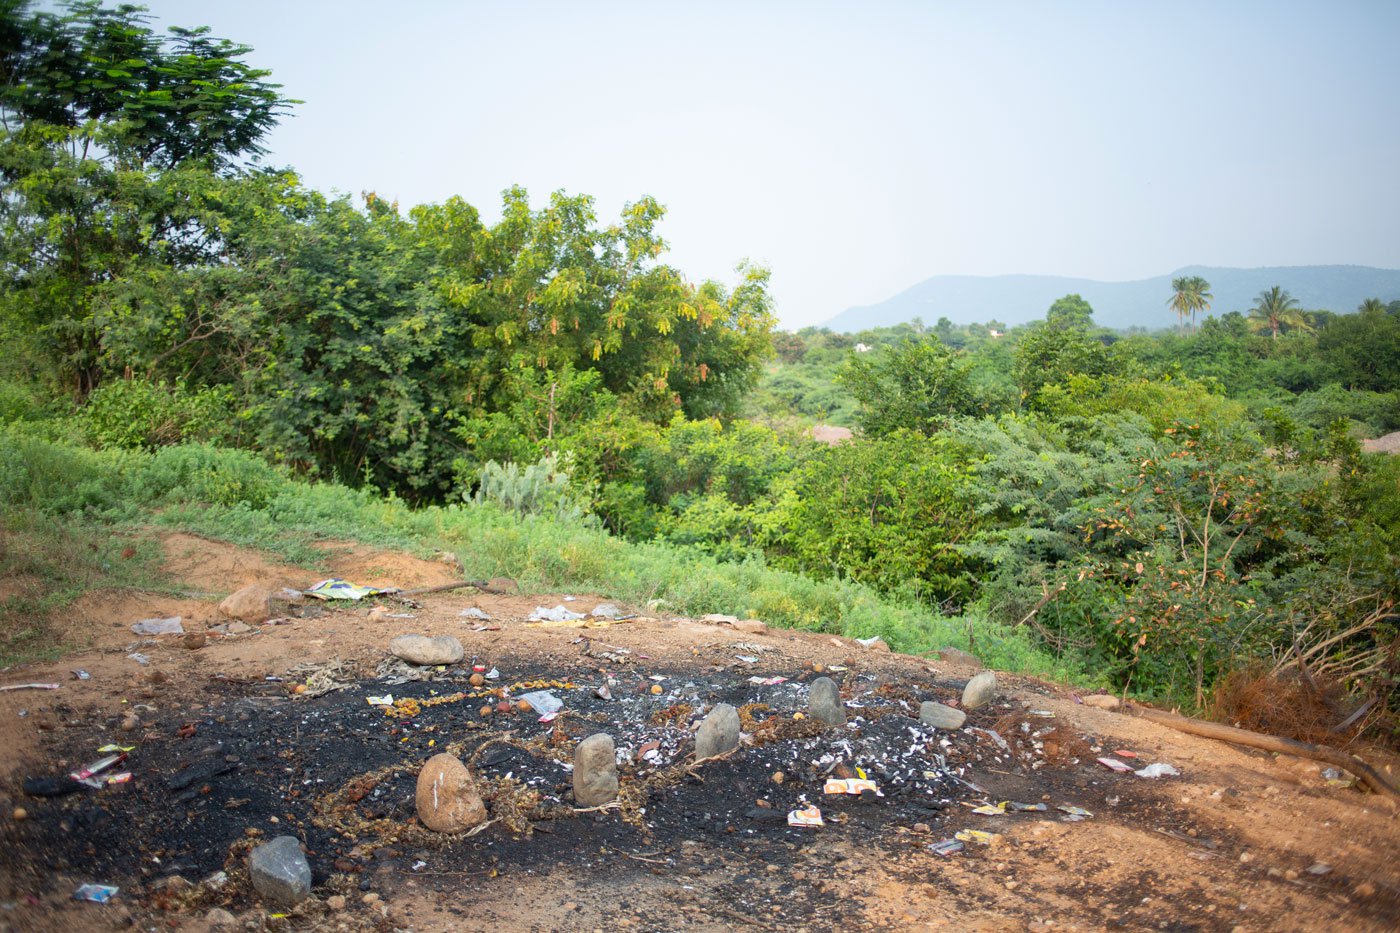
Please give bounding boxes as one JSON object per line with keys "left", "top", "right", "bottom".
{"left": 0, "top": 660, "right": 1206, "bottom": 928}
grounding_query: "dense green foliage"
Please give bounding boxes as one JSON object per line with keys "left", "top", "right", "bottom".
{"left": 2, "top": 3, "right": 1396, "bottom": 730}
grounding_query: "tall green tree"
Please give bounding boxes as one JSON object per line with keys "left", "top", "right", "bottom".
{"left": 1167, "top": 275, "right": 1212, "bottom": 333}
{"left": 837, "top": 337, "right": 984, "bottom": 436}
{"left": 1247, "top": 286, "right": 1310, "bottom": 340}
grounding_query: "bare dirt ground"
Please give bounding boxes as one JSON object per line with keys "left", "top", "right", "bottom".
{"left": 1, "top": 532, "right": 1397, "bottom": 932}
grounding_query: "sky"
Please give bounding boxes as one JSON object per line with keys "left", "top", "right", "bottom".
{"left": 130, "top": 1, "right": 1400, "bottom": 328}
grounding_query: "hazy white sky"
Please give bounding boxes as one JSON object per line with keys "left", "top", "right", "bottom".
{"left": 134, "top": 1, "right": 1400, "bottom": 328}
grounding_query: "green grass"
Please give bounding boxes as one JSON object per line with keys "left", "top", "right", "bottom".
{"left": 0, "top": 426, "right": 1099, "bottom": 687}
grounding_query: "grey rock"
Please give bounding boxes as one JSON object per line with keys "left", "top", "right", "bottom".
{"left": 573, "top": 733, "right": 619, "bottom": 806}
{"left": 247, "top": 835, "right": 312, "bottom": 906}
{"left": 808, "top": 676, "right": 846, "bottom": 726}
{"left": 131, "top": 617, "right": 184, "bottom": 636}
{"left": 961, "top": 671, "right": 997, "bottom": 709}
{"left": 458, "top": 607, "right": 491, "bottom": 620}
{"left": 204, "top": 907, "right": 238, "bottom": 931}
{"left": 919, "top": 701, "right": 967, "bottom": 730}
{"left": 389, "top": 634, "right": 464, "bottom": 666}
{"left": 937, "top": 646, "right": 982, "bottom": 669}
{"left": 226, "top": 621, "right": 253, "bottom": 635}
{"left": 590, "top": 603, "right": 623, "bottom": 619}
{"left": 695, "top": 703, "right": 741, "bottom": 760}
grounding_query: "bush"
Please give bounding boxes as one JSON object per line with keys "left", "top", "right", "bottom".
{"left": 82, "top": 379, "right": 236, "bottom": 450}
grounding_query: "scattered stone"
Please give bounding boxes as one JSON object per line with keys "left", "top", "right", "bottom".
{"left": 389, "top": 634, "right": 464, "bottom": 666}
{"left": 919, "top": 701, "right": 967, "bottom": 730}
{"left": 327, "top": 894, "right": 346, "bottom": 911}
{"left": 226, "top": 621, "right": 254, "bottom": 635}
{"left": 1354, "top": 881, "right": 1376, "bottom": 898}
{"left": 938, "top": 646, "right": 982, "bottom": 668}
{"left": 119, "top": 714, "right": 140, "bottom": 732}
{"left": 731, "top": 618, "right": 767, "bottom": 634}
{"left": 590, "top": 603, "right": 623, "bottom": 619}
{"left": 695, "top": 704, "right": 741, "bottom": 760}
{"left": 484, "top": 577, "right": 518, "bottom": 595}
{"left": 459, "top": 607, "right": 491, "bottom": 620}
{"left": 12, "top": 807, "right": 26, "bottom": 820}
{"left": 1307, "top": 863, "right": 1332, "bottom": 876}
{"left": 771, "top": 771, "right": 785, "bottom": 785}
{"left": 573, "top": 733, "right": 619, "bottom": 806}
{"left": 247, "top": 835, "right": 312, "bottom": 907}
{"left": 961, "top": 671, "right": 997, "bottom": 709}
{"left": 219, "top": 584, "right": 274, "bottom": 623}
{"left": 362, "top": 892, "right": 380, "bottom": 905}
{"left": 204, "top": 907, "right": 238, "bottom": 931}
{"left": 415, "top": 753, "right": 487, "bottom": 832}
{"left": 699, "top": 613, "right": 739, "bottom": 625}
{"left": 1081, "top": 694, "right": 1121, "bottom": 710}
{"left": 808, "top": 676, "right": 846, "bottom": 726}
{"left": 182, "top": 630, "right": 206, "bottom": 650}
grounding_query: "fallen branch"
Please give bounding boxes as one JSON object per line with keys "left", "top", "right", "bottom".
{"left": 398, "top": 580, "right": 488, "bottom": 597}
{"left": 1129, "top": 705, "right": 1399, "bottom": 802}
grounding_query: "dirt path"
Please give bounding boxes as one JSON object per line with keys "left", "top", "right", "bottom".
{"left": 0, "top": 534, "right": 1397, "bottom": 931}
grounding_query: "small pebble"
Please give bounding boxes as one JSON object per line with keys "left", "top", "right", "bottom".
{"left": 650, "top": 684, "right": 663, "bottom": 695}
{"left": 362, "top": 892, "right": 380, "bottom": 905}
{"left": 771, "top": 772, "right": 785, "bottom": 785}
{"left": 327, "top": 895, "right": 346, "bottom": 911}
{"left": 12, "top": 807, "right": 26, "bottom": 821}
{"left": 469, "top": 673, "right": 485, "bottom": 687}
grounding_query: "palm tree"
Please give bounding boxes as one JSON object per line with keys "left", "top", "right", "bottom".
{"left": 1186, "top": 275, "right": 1212, "bottom": 329}
{"left": 1359, "top": 297, "right": 1386, "bottom": 315}
{"left": 1168, "top": 277, "right": 1192, "bottom": 334}
{"left": 1247, "top": 286, "right": 1311, "bottom": 340}
{"left": 1167, "top": 276, "right": 1212, "bottom": 333}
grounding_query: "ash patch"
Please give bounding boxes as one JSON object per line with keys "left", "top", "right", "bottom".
{"left": 4, "top": 659, "right": 1051, "bottom": 925}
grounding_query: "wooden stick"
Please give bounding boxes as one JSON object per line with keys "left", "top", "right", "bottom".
{"left": 397, "top": 580, "right": 487, "bottom": 597}
{"left": 1129, "top": 705, "right": 1399, "bottom": 801}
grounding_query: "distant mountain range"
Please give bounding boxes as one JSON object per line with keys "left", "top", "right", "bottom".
{"left": 823, "top": 265, "right": 1400, "bottom": 332}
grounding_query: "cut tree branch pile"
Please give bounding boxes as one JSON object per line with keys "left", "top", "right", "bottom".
{"left": 1129, "top": 704, "right": 1399, "bottom": 802}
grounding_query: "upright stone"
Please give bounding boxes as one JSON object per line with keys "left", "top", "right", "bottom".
{"left": 808, "top": 676, "right": 846, "bottom": 726}
{"left": 573, "top": 733, "right": 619, "bottom": 806}
{"left": 247, "top": 835, "right": 312, "bottom": 906}
{"left": 919, "top": 701, "right": 967, "bottom": 730}
{"left": 694, "top": 704, "right": 741, "bottom": 760}
{"left": 961, "top": 671, "right": 998, "bottom": 710}
{"left": 415, "top": 753, "right": 487, "bottom": 832}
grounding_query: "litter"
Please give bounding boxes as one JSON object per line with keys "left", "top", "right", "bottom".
{"left": 971, "top": 802, "right": 1008, "bottom": 815}
{"left": 736, "top": 656, "right": 759, "bottom": 664}
{"left": 1097, "top": 756, "right": 1135, "bottom": 773}
{"left": 485, "top": 667, "right": 500, "bottom": 680}
{"left": 747, "top": 676, "right": 788, "bottom": 686}
{"left": 787, "top": 806, "right": 824, "bottom": 827}
{"left": 130, "top": 617, "right": 183, "bottom": 636}
{"left": 590, "top": 603, "right": 624, "bottom": 619}
{"left": 823, "top": 778, "right": 881, "bottom": 796}
{"left": 528, "top": 605, "right": 585, "bottom": 623}
{"left": 367, "top": 695, "right": 393, "bottom": 706}
{"left": 305, "top": 579, "right": 394, "bottom": 601}
{"left": 955, "top": 829, "right": 1001, "bottom": 846}
{"left": 0, "top": 683, "right": 59, "bottom": 692}
{"left": 72, "top": 670, "right": 91, "bottom": 680}
{"left": 459, "top": 608, "right": 491, "bottom": 620}
{"left": 96, "top": 745, "right": 136, "bottom": 754}
{"left": 73, "top": 884, "right": 119, "bottom": 903}
{"left": 71, "top": 753, "right": 125, "bottom": 781}
{"left": 1057, "top": 805, "right": 1093, "bottom": 819}
{"left": 855, "top": 636, "right": 885, "bottom": 648}
{"left": 1113, "top": 749, "right": 1139, "bottom": 758}
{"left": 1307, "top": 863, "right": 1332, "bottom": 876}
{"left": 517, "top": 691, "right": 563, "bottom": 716}
{"left": 285, "top": 658, "right": 358, "bottom": 698}
{"left": 127, "top": 653, "right": 150, "bottom": 666}
{"left": 1007, "top": 801, "right": 1048, "bottom": 812}
{"left": 1135, "top": 762, "right": 1180, "bottom": 779}
{"left": 103, "top": 772, "right": 132, "bottom": 785}
{"left": 929, "top": 839, "right": 965, "bottom": 855}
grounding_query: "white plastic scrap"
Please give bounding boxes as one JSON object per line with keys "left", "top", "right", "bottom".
{"left": 459, "top": 607, "right": 491, "bottom": 620}
{"left": 1135, "top": 762, "right": 1181, "bottom": 779}
{"left": 529, "top": 605, "right": 585, "bottom": 622}
{"left": 130, "top": 617, "right": 184, "bottom": 636}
